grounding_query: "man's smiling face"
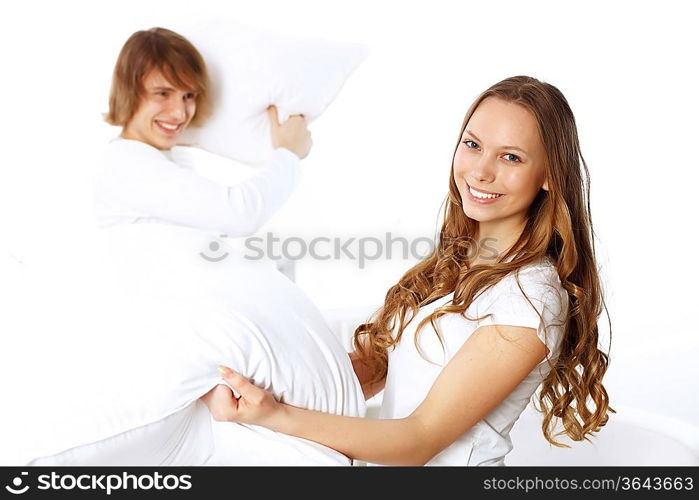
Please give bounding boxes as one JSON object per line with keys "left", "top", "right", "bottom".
{"left": 121, "top": 69, "right": 197, "bottom": 150}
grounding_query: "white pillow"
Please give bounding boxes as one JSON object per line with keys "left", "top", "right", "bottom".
{"left": 12, "top": 224, "right": 365, "bottom": 465}
{"left": 174, "top": 20, "right": 368, "bottom": 165}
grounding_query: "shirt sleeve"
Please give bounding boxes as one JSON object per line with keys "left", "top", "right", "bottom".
{"left": 475, "top": 264, "right": 567, "bottom": 364}
{"left": 95, "top": 139, "right": 301, "bottom": 237}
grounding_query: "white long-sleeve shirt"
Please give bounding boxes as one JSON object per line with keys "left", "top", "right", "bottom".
{"left": 94, "top": 137, "right": 301, "bottom": 236}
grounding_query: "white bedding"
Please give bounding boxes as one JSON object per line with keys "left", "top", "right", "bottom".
{"left": 7, "top": 224, "right": 364, "bottom": 466}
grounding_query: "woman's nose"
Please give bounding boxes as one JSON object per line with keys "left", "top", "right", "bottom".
{"left": 469, "top": 154, "right": 497, "bottom": 183}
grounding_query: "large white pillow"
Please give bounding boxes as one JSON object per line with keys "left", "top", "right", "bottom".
{"left": 174, "top": 20, "right": 368, "bottom": 165}
{"left": 7, "top": 224, "right": 365, "bottom": 465}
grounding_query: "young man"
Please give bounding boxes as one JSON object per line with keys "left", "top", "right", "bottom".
{"left": 96, "top": 27, "right": 312, "bottom": 236}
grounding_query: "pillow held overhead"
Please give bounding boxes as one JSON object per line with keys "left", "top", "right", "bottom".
{"left": 176, "top": 20, "right": 368, "bottom": 165}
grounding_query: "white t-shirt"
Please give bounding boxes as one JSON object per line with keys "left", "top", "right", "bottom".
{"left": 374, "top": 256, "right": 568, "bottom": 466}
{"left": 94, "top": 137, "right": 301, "bottom": 236}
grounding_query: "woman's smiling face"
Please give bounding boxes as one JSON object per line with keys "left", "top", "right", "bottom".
{"left": 453, "top": 96, "right": 549, "bottom": 229}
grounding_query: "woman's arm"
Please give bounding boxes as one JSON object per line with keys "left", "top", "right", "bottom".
{"left": 203, "top": 323, "right": 547, "bottom": 465}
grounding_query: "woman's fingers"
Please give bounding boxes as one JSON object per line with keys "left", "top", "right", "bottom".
{"left": 208, "top": 366, "right": 282, "bottom": 427}
{"left": 200, "top": 384, "right": 239, "bottom": 422}
{"left": 217, "top": 365, "right": 262, "bottom": 402}
{"left": 201, "top": 367, "right": 275, "bottom": 424}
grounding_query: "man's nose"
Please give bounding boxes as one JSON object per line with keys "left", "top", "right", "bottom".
{"left": 167, "top": 96, "right": 187, "bottom": 121}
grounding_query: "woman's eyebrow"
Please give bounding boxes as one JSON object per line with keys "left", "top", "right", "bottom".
{"left": 464, "top": 129, "right": 528, "bottom": 154}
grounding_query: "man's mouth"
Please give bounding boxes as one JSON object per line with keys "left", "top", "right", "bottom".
{"left": 155, "top": 120, "right": 182, "bottom": 134}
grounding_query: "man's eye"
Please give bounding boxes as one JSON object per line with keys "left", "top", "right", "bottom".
{"left": 504, "top": 153, "right": 521, "bottom": 163}
{"left": 462, "top": 140, "right": 479, "bottom": 149}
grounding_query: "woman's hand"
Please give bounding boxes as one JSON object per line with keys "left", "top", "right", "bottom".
{"left": 200, "top": 366, "right": 284, "bottom": 429}
{"left": 268, "top": 105, "right": 312, "bottom": 159}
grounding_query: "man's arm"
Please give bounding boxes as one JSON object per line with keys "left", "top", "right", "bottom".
{"left": 96, "top": 106, "right": 311, "bottom": 236}
{"left": 96, "top": 140, "right": 301, "bottom": 236}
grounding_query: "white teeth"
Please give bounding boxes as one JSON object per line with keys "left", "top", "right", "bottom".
{"left": 469, "top": 186, "right": 503, "bottom": 199}
{"left": 157, "top": 121, "right": 179, "bottom": 130}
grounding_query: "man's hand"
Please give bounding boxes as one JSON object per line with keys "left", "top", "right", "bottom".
{"left": 268, "top": 105, "right": 312, "bottom": 159}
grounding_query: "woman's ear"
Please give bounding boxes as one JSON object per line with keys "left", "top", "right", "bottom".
{"left": 542, "top": 179, "right": 549, "bottom": 192}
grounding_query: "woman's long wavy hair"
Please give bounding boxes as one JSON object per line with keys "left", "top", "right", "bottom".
{"left": 353, "top": 75, "right": 613, "bottom": 446}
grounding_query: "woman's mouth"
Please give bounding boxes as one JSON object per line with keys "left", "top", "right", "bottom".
{"left": 465, "top": 183, "right": 506, "bottom": 204}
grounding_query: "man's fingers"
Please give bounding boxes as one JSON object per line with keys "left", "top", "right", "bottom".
{"left": 267, "top": 105, "right": 279, "bottom": 128}
{"left": 268, "top": 106, "right": 306, "bottom": 124}
{"left": 287, "top": 114, "right": 306, "bottom": 124}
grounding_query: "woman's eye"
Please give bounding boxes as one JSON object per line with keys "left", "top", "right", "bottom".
{"left": 462, "top": 140, "right": 521, "bottom": 163}
{"left": 184, "top": 92, "right": 196, "bottom": 100}
{"left": 503, "top": 153, "right": 521, "bottom": 163}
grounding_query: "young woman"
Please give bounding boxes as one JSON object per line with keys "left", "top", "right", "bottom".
{"left": 201, "top": 75, "right": 613, "bottom": 466}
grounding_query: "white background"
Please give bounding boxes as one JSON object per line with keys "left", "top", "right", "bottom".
{"left": 1, "top": 0, "right": 698, "bottom": 448}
